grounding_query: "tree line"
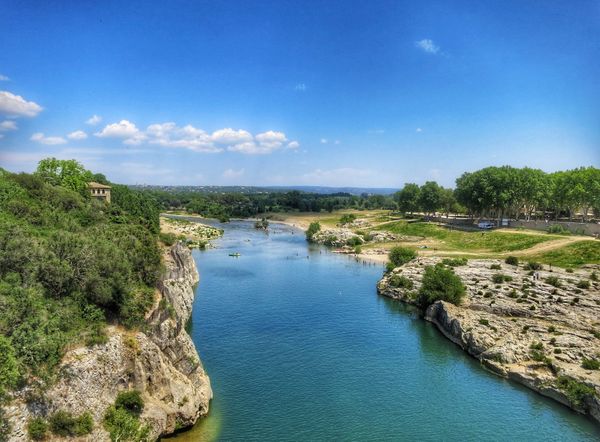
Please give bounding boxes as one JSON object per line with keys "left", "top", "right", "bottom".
{"left": 395, "top": 166, "right": 599, "bottom": 222}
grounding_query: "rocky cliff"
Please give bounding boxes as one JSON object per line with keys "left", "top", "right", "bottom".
{"left": 378, "top": 258, "right": 600, "bottom": 423}
{"left": 6, "top": 242, "right": 212, "bottom": 441}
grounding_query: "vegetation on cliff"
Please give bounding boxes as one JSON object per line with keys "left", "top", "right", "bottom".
{"left": 0, "top": 160, "right": 162, "bottom": 416}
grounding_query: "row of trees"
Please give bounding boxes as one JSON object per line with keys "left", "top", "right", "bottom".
{"left": 393, "top": 166, "right": 599, "bottom": 222}
{"left": 455, "top": 166, "right": 600, "bottom": 221}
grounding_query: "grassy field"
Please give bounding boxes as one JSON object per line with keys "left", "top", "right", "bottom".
{"left": 274, "top": 210, "right": 599, "bottom": 267}
{"left": 374, "top": 221, "right": 562, "bottom": 252}
{"left": 527, "top": 241, "right": 600, "bottom": 268}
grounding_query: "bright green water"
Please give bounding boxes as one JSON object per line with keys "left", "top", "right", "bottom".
{"left": 171, "top": 220, "right": 600, "bottom": 441}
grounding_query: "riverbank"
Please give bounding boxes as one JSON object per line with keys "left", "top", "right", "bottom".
{"left": 378, "top": 257, "right": 600, "bottom": 423}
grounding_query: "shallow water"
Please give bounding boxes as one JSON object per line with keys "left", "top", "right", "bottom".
{"left": 170, "top": 220, "right": 600, "bottom": 441}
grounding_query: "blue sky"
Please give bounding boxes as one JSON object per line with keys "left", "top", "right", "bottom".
{"left": 0, "top": 0, "right": 598, "bottom": 187}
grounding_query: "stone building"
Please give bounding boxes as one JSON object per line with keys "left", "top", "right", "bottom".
{"left": 88, "top": 182, "right": 111, "bottom": 203}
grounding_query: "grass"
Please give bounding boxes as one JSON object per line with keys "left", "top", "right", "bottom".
{"left": 528, "top": 241, "right": 600, "bottom": 268}
{"left": 375, "top": 221, "right": 557, "bottom": 253}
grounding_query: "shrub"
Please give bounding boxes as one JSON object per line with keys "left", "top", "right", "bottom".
{"left": 577, "top": 280, "right": 590, "bottom": 289}
{"left": 530, "top": 342, "right": 544, "bottom": 351}
{"left": 591, "top": 271, "right": 598, "bottom": 281}
{"left": 158, "top": 232, "right": 178, "bottom": 246}
{"left": 492, "top": 274, "right": 512, "bottom": 284}
{"left": 490, "top": 264, "right": 502, "bottom": 270}
{"left": 565, "top": 268, "right": 574, "bottom": 273}
{"left": 115, "top": 390, "right": 144, "bottom": 415}
{"left": 417, "top": 265, "right": 466, "bottom": 308}
{"left": 339, "top": 214, "right": 356, "bottom": 225}
{"left": 556, "top": 376, "right": 596, "bottom": 407}
{"left": 525, "top": 261, "right": 543, "bottom": 270}
{"left": 48, "top": 411, "right": 93, "bottom": 437}
{"left": 582, "top": 359, "right": 600, "bottom": 370}
{"left": 346, "top": 236, "right": 362, "bottom": 247}
{"left": 479, "top": 318, "right": 490, "bottom": 326}
{"left": 28, "top": 417, "right": 49, "bottom": 440}
{"left": 545, "top": 276, "right": 562, "bottom": 288}
{"left": 505, "top": 256, "right": 519, "bottom": 266}
{"left": 305, "top": 222, "right": 321, "bottom": 242}
{"left": 104, "top": 406, "right": 150, "bottom": 442}
{"left": 0, "top": 336, "right": 19, "bottom": 395}
{"left": 388, "top": 274, "right": 414, "bottom": 289}
{"left": 388, "top": 247, "right": 416, "bottom": 268}
{"left": 547, "top": 224, "right": 570, "bottom": 235}
{"left": 354, "top": 245, "right": 362, "bottom": 254}
{"left": 441, "top": 257, "right": 468, "bottom": 267}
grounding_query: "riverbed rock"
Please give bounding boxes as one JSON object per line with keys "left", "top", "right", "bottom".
{"left": 5, "top": 242, "right": 212, "bottom": 441}
{"left": 378, "top": 257, "right": 600, "bottom": 423}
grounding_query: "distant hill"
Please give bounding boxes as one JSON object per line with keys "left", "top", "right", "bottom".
{"left": 130, "top": 184, "right": 398, "bottom": 196}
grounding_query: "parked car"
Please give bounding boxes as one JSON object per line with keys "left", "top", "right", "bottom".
{"left": 478, "top": 221, "right": 495, "bottom": 229}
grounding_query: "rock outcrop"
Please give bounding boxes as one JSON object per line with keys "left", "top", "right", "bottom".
{"left": 6, "top": 242, "right": 211, "bottom": 441}
{"left": 378, "top": 258, "right": 600, "bottom": 423}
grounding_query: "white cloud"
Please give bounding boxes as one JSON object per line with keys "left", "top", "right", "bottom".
{"left": 0, "top": 120, "right": 17, "bottom": 131}
{"left": 31, "top": 132, "right": 67, "bottom": 145}
{"left": 0, "top": 74, "right": 9, "bottom": 81}
{"left": 86, "top": 114, "right": 102, "bottom": 125}
{"left": 93, "top": 119, "right": 295, "bottom": 155}
{"left": 415, "top": 39, "right": 439, "bottom": 54}
{"left": 334, "top": 140, "right": 340, "bottom": 145}
{"left": 416, "top": 128, "right": 422, "bottom": 132}
{"left": 294, "top": 83, "right": 307, "bottom": 91}
{"left": 146, "top": 122, "right": 221, "bottom": 153}
{"left": 222, "top": 168, "right": 245, "bottom": 179}
{"left": 211, "top": 128, "right": 253, "bottom": 145}
{"left": 95, "top": 120, "right": 147, "bottom": 145}
{"left": 320, "top": 138, "right": 328, "bottom": 144}
{"left": 67, "top": 130, "right": 88, "bottom": 140}
{"left": 0, "top": 91, "right": 43, "bottom": 117}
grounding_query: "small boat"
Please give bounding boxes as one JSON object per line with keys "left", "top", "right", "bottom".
{"left": 229, "top": 252, "right": 241, "bottom": 257}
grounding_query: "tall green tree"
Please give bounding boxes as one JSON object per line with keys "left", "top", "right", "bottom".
{"left": 35, "top": 158, "right": 93, "bottom": 195}
{"left": 395, "top": 183, "right": 421, "bottom": 214}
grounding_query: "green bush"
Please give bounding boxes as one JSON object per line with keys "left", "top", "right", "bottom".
{"left": 388, "top": 274, "right": 414, "bottom": 289}
{"left": 577, "top": 280, "right": 590, "bottom": 289}
{"left": 545, "top": 276, "right": 562, "bottom": 288}
{"left": 441, "top": 257, "right": 468, "bottom": 267}
{"left": 547, "top": 224, "right": 570, "bottom": 235}
{"left": 505, "top": 256, "right": 519, "bottom": 266}
{"left": 0, "top": 336, "right": 19, "bottom": 396}
{"left": 48, "top": 410, "right": 93, "bottom": 437}
{"left": 305, "top": 222, "right": 321, "bottom": 242}
{"left": 525, "top": 261, "right": 543, "bottom": 270}
{"left": 556, "top": 376, "right": 596, "bottom": 407}
{"left": 492, "top": 274, "right": 512, "bottom": 284}
{"left": 104, "top": 406, "right": 150, "bottom": 442}
{"left": 28, "top": 417, "right": 49, "bottom": 440}
{"left": 115, "top": 390, "right": 144, "bottom": 415}
{"left": 346, "top": 236, "right": 362, "bottom": 247}
{"left": 490, "top": 264, "right": 502, "bottom": 270}
{"left": 417, "top": 265, "right": 466, "bottom": 308}
{"left": 388, "top": 247, "right": 416, "bottom": 268}
{"left": 339, "top": 214, "right": 356, "bottom": 225}
{"left": 159, "top": 232, "right": 178, "bottom": 246}
{"left": 582, "top": 358, "right": 600, "bottom": 370}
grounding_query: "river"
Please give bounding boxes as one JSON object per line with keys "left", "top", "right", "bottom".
{"left": 170, "top": 220, "right": 600, "bottom": 441}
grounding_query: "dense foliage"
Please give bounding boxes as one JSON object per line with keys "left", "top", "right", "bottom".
{"left": 104, "top": 390, "right": 149, "bottom": 442}
{"left": 417, "top": 265, "right": 466, "bottom": 308}
{"left": 455, "top": 166, "right": 600, "bottom": 221}
{"left": 0, "top": 162, "right": 161, "bottom": 397}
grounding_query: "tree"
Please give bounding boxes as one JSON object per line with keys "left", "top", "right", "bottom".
{"left": 395, "top": 183, "right": 420, "bottom": 214}
{"left": 306, "top": 222, "right": 321, "bottom": 242}
{"left": 35, "top": 158, "right": 93, "bottom": 194}
{"left": 418, "top": 181, "right": 442, "bottom": 216}
{"left": 439, "top": 187, "right": 459, "bottom": 218}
